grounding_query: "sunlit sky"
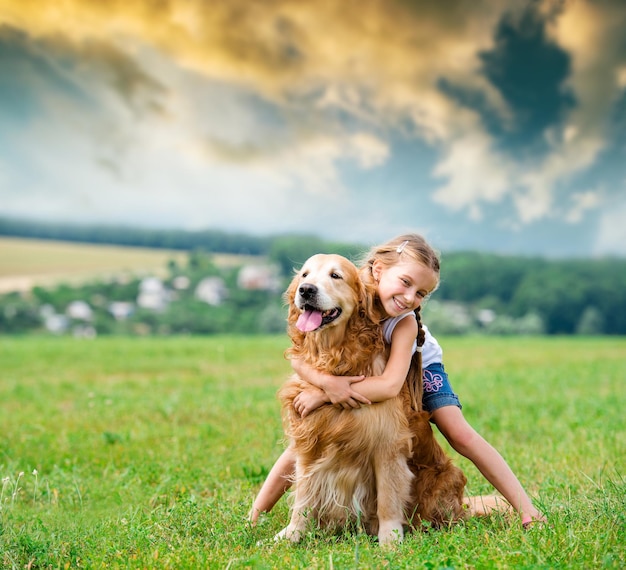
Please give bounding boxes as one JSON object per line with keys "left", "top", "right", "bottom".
{"left": 1, "top": 0, "right": 626, "bottom": 257}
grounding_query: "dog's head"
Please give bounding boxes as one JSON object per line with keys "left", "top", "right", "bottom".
{"left": 285, "top": 253, "right": 385, "bottom": 374}
{"left": 285, "top": 254, "right": 364, "bottom": 335}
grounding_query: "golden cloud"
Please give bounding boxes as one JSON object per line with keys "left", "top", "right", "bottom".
{"left": 0, "top": 0, "right": 506, "bottom": 138}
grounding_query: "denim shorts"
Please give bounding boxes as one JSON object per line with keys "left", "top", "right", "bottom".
{"left": 422, "top": 362, "right": 462, "bottom": 413}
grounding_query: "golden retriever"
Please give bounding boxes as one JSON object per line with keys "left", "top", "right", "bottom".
{"left": 275, "top": 253, "right": 467, "bottom": 545}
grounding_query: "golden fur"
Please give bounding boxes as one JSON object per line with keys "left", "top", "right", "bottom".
{"left": 406, "top": 408, "right": 467, "bottom": 528}
{"left": 275, "top": 254, "right": 467, "bottom": 545}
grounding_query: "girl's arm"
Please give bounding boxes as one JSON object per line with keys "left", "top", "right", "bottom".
{"left": 350, "top": 314, "right": 417, "bottom": 402}
{"left": 291, "top": 357, "right": 370, "bottom": 408}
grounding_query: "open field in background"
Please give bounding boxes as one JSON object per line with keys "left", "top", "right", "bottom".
{"left": 0, "top": 237, "right": 258, "bottom": 293}
{"left": 1, "top": 335, "right": 625, "bottom": 568}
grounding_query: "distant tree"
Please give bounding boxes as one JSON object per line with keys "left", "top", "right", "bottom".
{"left": 258, "top": 303, "right": 287, "bottom": 334}
{"left": 268, "top": 236, "right": 365, "bottom": 276}
{"left": 0, "top": 294, "right": 41, "bottom": 333}
{"left": 323, "top": 241, "right": 366, "bottom": 264}
{"left": 516, "top": 312, "right": 546, "bottom": 335}
{"left": 422, "top": 300, "right": 474, "bottom": 335}
{"left": 188, "top": 250, "right": 221, "bottom": 276}
{"left": 588, "top": 261, "right": 626, "bottom": 334}
{"left": 268, "top": 235, "right": 328, "bottom": 276}
{"left": 483, "top": 312, "right": 545, "bottom": 335}
{"left": 0, "top": 216, "right": 272, "bottom": 255}
{"left": 438, "top": 252, "right": 536, "bottom": 303}
{"left": 511, "top": 264, "right": 589, "bottom": 334}
{"left": 576, "top": 307, "right": 605, "bottom": 335}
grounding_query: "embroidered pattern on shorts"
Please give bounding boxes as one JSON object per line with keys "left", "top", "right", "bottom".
{"left": 423, "top": 369, "right": 444, "bottom": 393}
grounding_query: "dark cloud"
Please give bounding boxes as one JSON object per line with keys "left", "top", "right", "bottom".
{"left": 480, "top": 6, "right": 576, "bottom": 154}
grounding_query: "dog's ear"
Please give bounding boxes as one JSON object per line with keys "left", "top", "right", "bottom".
{"left": 358, "top": 277, "right": 381, "bottom": 324}
{"left": 284, "top": 271, "right": 300, "bottom": 326}
{"left": 284, "top": 270, "right": 307, "bottom": 350}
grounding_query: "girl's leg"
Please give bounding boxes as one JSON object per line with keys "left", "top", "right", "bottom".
{"left": 430, "top": 406, "right": 545, "bottom": 525}
{"left": 249, "top": 447, "right": 296, "bottom": 524}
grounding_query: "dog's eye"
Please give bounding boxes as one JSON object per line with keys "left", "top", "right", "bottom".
{"left": 330, "top": 272, "right": 342, "bottom": 280}
{"left": 302, "top": 271, "right": 308, "bottom": 278}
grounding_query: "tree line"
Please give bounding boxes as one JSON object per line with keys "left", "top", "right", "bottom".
{"left": 0, "top": 216, "right": 273, "bottom": 255}
{"left": 1, "top": 217, "right": 625, "bottom": 335}
{"left": 435, "top": 253, "right": 626, "bottom": 335}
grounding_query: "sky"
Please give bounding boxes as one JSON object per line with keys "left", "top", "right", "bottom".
{"left": 1, "top": 0, "right": 626, "bottom": 258}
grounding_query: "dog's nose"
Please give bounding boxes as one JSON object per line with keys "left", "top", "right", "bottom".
{"left": 298, "top": 283, "right": 318, "bottom": 300}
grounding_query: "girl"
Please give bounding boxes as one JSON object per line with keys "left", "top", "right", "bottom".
{"left": 250, "top": 234, "right": 545, "bottom": 528}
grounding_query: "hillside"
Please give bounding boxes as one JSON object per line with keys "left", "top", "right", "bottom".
{"left": 0, "top": 237, "right": 257, "bottom": 293}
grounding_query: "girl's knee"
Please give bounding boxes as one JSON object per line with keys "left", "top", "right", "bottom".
{"left": 446, "top": 425, "right": 479, "bottom": 455}
{"left": 431, "top": 407, "right": 475, "bottom": 452}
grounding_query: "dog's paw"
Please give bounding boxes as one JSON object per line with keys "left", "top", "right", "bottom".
{"left": 378, "top": 520, "right": 404, "bottom": 547}
{"left": 274, "top": 525, "right": 302, "bottom": 543}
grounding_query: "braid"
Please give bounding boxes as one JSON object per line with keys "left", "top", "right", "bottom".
{"left": 415, "top": 306, "right": 426, "bottom": 349}
{"left": 406, "top": 307, "right": 425, "bottom": 412}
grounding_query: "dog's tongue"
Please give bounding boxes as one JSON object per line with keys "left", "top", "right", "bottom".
{"left": 296, "top": 309, "right": 323, "bottom": 332}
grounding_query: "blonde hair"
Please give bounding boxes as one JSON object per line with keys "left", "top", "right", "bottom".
{"left": 360, "top": 233, "right": 440, "bottom": 288}
{"left": 359, "top": 233, "right": 440, "bottom": 411}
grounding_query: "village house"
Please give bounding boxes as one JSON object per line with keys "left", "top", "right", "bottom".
{"left": 237, "top": 264, "right": 281, "bottom": 292}
{"left": 194, "top": 277, "right": 227, "bottom": 305}
{"left": 137, "top": 277, "right": 170, "bottom": 311}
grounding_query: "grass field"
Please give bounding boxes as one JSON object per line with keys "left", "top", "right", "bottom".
{"left": 0, "top": 335, "right": 624, "bottom": 568}
{"left": 0, "top": 237, "right": 257, "bottom": 293}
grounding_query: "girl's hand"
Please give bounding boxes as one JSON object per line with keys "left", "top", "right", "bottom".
{"left": 294, "top": 388, "right": 328, "bottom": 417}
{"left": 322, "top": 375, "right": 371, "bottom": 408}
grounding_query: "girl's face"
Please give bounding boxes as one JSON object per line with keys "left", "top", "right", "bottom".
{"left": 372, "top": 259, "right": 438, "bottom": 318}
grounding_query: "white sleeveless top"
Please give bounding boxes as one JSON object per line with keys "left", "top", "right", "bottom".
{"left": 381, "top": 313, "right": 442, "bottom": 369}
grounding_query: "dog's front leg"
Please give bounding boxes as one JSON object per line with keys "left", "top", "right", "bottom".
{"left": 274, "top": 508, "right": 308, "bottom": 543}
{"left": 273, "top": 461, "right": 310, "bottom": 543}
{"left": 374, "top": 452, "right": 413, "bottom": 546}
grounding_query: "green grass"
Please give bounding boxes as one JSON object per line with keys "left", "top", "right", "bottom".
{"left": 0, "top": 335, "right": 624, "bottom": 568}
